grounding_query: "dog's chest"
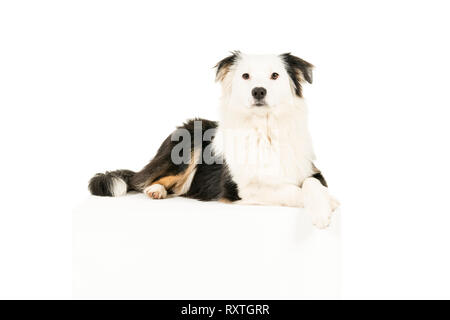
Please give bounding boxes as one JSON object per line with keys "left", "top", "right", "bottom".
{"left": 214, "top": 117, "right": 314, "bottom": 187}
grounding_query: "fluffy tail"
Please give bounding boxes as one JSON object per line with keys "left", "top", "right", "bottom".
{"left": 88, "top": 169, "right": 136, "bottom": 197}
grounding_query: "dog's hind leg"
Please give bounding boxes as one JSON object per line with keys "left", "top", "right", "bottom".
{"left": 135, "top": 148, "right": 200, "bottom": 200}
{"left": 142, "top": 174, "right": 186, "bottom": 199}
{"left": 128, "top": 119, "right": 215, "bottom": 199}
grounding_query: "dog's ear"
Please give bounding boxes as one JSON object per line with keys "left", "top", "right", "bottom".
{"left": 280, "top": 53, "right": 314, "bottom": 97}
{"left": 215, "top": 51, "right": 241, "bottom": 82}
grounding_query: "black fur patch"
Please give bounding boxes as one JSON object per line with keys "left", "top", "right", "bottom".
{"left": 312, "top": 171, "right": 328, "bottom": 188}
{"left": 186, "top": 158, "right": 240, "bottom": 202}
{"left": 214, "top": 51, "right": 241, "bottom": 81}
{"left": 280, "top": 53, "right": 314, "bottom": 97}
{"left": 130, "top": 118, "right": 240, "bottom": 201}
{"left": 129, "top": 131, "right": 190, "bottom": 190}
{"left": 178, "top": 119, "right": 240, "bottom": 201}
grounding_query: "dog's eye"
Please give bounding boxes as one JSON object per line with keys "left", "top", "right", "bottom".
{"left": 242, "top": 73, "right": 250, "bottom": 80}
{"left": 271, "top": 72, "right": 279, "bottom": 80}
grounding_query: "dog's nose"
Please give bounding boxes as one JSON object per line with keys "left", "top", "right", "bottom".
{"left": 252, "top": 87, "right": 267, "bottom": 100}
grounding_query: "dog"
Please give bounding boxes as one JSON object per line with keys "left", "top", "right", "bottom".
{"left": 89, "top": 51, "right": 339, "bottom": 228}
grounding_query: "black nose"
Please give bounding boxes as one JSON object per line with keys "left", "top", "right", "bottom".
{"left": 252, "top": 87, "right": 267, "bottom": 100}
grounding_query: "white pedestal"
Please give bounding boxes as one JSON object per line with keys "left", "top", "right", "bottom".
{"left": 73, "top": 193, "right": 341, "bottom": 299}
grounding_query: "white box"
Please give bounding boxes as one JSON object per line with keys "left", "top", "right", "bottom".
{"left": 73, "top": 194, "right": 341, "bottom": 299}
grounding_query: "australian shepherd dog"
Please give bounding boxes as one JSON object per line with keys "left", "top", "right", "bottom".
{"left": 89, "top": 52, "right": 339, "bottom": 228}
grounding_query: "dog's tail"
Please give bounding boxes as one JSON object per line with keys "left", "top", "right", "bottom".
{"left": 88, "top": 169, "right": 136, "bottom": 197}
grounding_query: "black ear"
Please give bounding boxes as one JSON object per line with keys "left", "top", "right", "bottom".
{"left": 280, "top": 53, "right": 314, "bottom": 97}
{"left": 215, "top": 51, "right": 241, "bottom": 82}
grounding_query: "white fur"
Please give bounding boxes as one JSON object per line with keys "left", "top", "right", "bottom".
{"left": 236, "top": 184, "right": 305, "bottom": 208}
{"left": 111, "top": 177, "right": 128, "bottom": 197}
{"left": 174, "top": 149, "right": 200, "bottom": 195}
{"left": 213, "top": 53, "right": 339, "bottom": 227}
{"left": 144, "top": 184, "right": 167, "bottom": 199}
{"left": 302, "top": 178, "right": 335, "bottom": 229}
{"left": 176, "top": 167, "right": 197, "bottom": 195}
{"left": 214, "top": 97, "right": 315, "bottom": 188}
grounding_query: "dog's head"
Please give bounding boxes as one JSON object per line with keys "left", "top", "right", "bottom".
{"left": 215, "top": 51, "right": 313, "bottom": 112}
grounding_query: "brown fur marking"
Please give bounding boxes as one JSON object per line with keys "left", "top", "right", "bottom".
{"left": 147, "top": 149, "right": 200, "bottom": 195}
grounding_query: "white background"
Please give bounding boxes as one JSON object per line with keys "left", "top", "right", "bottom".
{"left": 1, "top": 0, "right": 450, "bottom": 299}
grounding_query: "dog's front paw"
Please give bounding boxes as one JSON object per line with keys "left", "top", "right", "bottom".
{"left": 330, "top": 195, "right": 340, "bottom": 212}
{"left": 303, "top": 178, "right": 338, "bottom": 229}
{"left": 308, "top": 201, "right": 333, "bottom": 229}
{"left": 143, "top": 184, "right": 167, "bottom": 199}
